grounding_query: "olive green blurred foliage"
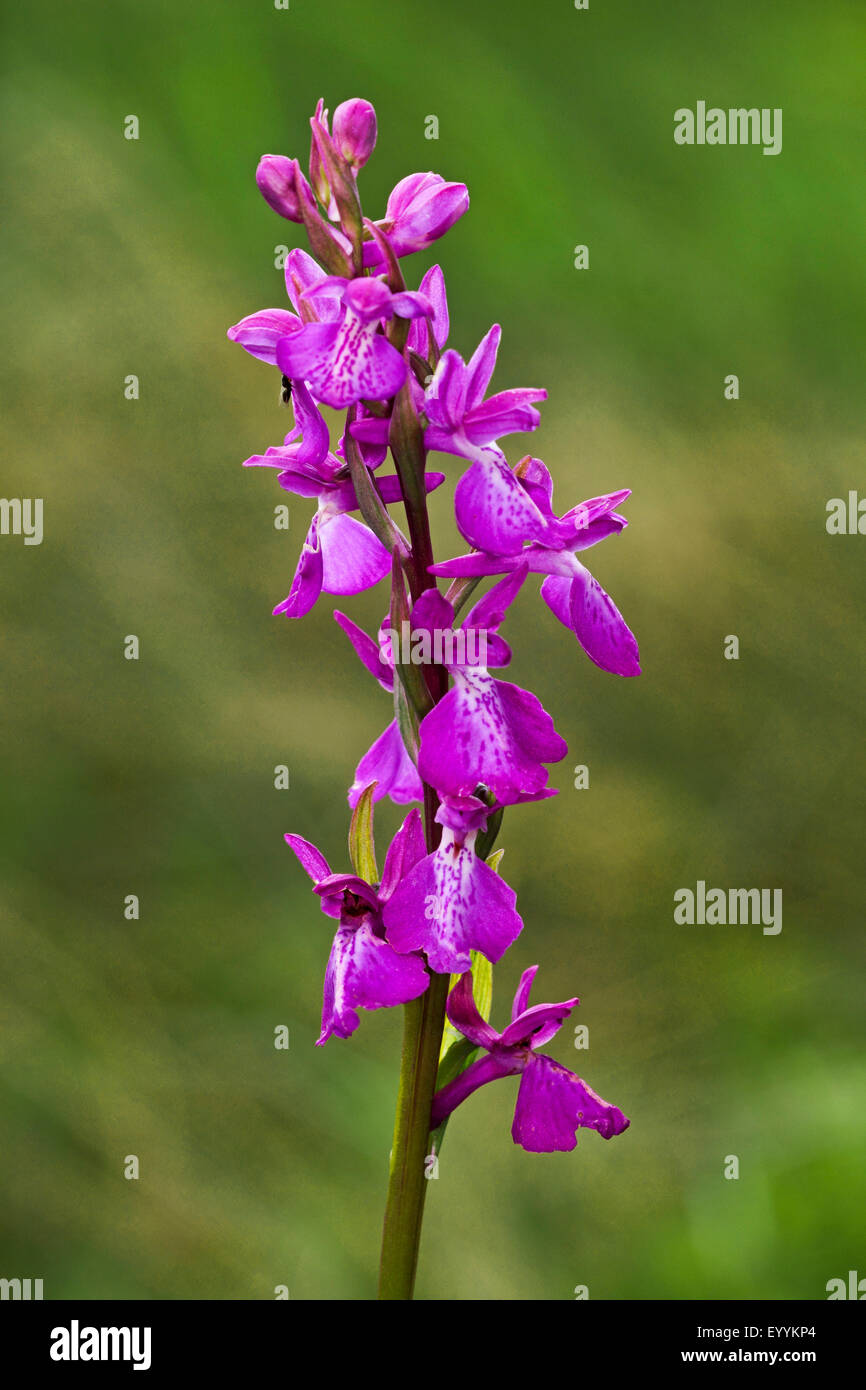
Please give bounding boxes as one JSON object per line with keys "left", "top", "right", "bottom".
{"left": 1, "top": 0, "right": 864, "bottom": 1299}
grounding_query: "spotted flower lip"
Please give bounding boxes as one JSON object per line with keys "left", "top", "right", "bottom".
{"left": 285, "top": 811, "right": 430, "bottom": 1044}
{"left": 430, "top": 457, "right": 641, "bottom": 677}
{"left": 381, "top": 794, "right": 524, "bottom": 973}
{"left": 276, "top": 276, "right": 433, "bottom": 409}
{"left": 431, "top": 968, "right": 631, "bottom": 1152}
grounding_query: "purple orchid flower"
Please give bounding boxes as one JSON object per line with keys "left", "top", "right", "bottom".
{"left": 363, "top": 172, "right": 469, "bottom": 267}
{"left": 420, "top": 326, "right": 554, "bottom": 554}
{"left": 411, "top": 572, "right": 568, "bottom": 804}
{"left": 245, "top": 427, "right": 444, "bottom": 617}
{"left": 285, "top": 811, "right": 430, "bottom": 1043}
{"left": 276, "top": 275, "right": 433, "bottom": 410}
{"left": 382, "top": 795, "right": 523, "bottom": 974}
{"left": 431, "top": 968, "right": 630, "bottom": 1152}
{"left": 423, "top": 325, "right": 545, "bottom": 460}
{"left": 333, "top": 608, "right": 424, "bottom": 808}
{"left": 430, "top": 457, "right": 640, "bottom": 677}
{"left": 335, "top": 567, "right": 565, "bottom": 807}
{"left": 228, "top": 96, "right": 638, "bottom": 1282}
{"left": 345, "top": 263, "right": 451, "bottom": 461}
{"left": 227, "top": 248, "right": 341, "bottom": 370}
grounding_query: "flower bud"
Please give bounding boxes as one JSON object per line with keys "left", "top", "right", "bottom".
{"left": 255, "top": 155, "right": 303, "bottom": 222}
{"left": 365, "top": 172, "right": 469, "bottom": 264}
{"left": 332, "top": 98, "right": 377, "bottom": 169}
{"left": 308, "top": 99, "right": 333, "bottom": 209}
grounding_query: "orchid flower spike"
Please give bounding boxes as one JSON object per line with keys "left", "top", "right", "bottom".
{"left": 432, "top": 968, "right": 630, "bottom": 1152}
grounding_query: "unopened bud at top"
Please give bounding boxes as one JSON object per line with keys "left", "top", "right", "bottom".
{"left": 332, "top": 98, "right": 377, "bottom": 170}
{"left": 256, "top": 155, "right": 304, "bottom": 222}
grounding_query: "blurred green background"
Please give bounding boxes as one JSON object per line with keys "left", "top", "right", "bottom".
{"left": 2, "top": 0, "right": 864, "bottom": 1300}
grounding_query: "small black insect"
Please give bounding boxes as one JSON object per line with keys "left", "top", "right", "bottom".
{"left": 279, "top": 374, "right": 292, "bottom": 406}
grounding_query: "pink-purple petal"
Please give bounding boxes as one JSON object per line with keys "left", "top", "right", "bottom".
{"left": 375, "top": 471, "right": 444, "bottom": 505}
{"left": 318, "top": 919, "right": 429, "bottom": 1044}
{"left": 379, "top": 807, "right": 427, "bottom": 900}
{"left": 567, "top": 512, "right": 629, "bottom": 551}
{"left": 288, "top": 379, "right": 330, "bottom": 464}
{"left": 283, "top": 833, "right": 332, "bottom": 887}
{"left": 227, "top": 309, "right": 302, "bottom": 366}
{"left": 349, "top": 416, "right": 390, "bottom": 447}
{"left": 429, "top": 553, "right": 519, "bottom": 579}
{"left": 407, "top": 264, "right": 449, "bottom": 356}
{"left": 510, "top": 964, "right": 539, "bottom": 1021}
{"left": 382, "top": 836, "right": 523, "bottom": 973}
{"left": 417, "top": 670, "right": 567, "bottom": 804}
{"left": 444, "top": 971, "right": 501, "bottom": 1050}
{"left": 273, "top": 517, "right": 323, "bottom": 617}
{"left": 319, "top": 512, "right": 391, "bottom": 595}
{"left": 568, "top": 568, "right": 641, "bottom": 677}
{"left": 463, "top": 324, "right": 500, "bottom": 411}
{"left": 424, "top": 349, "right": 467, "bottom": 430}
{"left": 515, "top": 458, "right": 556, "bottom": 519}
{"left": 334, "top": 610, "right": 394, "bottom": 690}
{"left": 409, "top": 586, "right": 454, "bottom": 637}
{"left": 379, "top": 173, "right": 469, "bottom": 257}
{"left": 463, "top": 389, "right": 546, "bottom": 445}
{"left": 511, "top": 1055, "right": 630, "bottom": 1151}
{"left": 390, "top": 290, "right": 435, "bottom": 320}
{"left": 276, "top": 322, "right": 341, "bottom": 393}
{"left": 284, "top": 248, "right": 338, "bottom": 318}
{"left": 539, "top": 574, "right": 573, "bottom": 630}
{"left": 325, "top": 320, "right": 408, "bottom": 407}
{"left": 454, "top": 458, "right": 554, "bottom": 554}
{"left": 348, "top": 720, "right": 424, "bottom": 809}
{"left": 500, "top": 998, "right": 579, "bottom": 1050}
{"left": 314, "top": 873, "right": 380, "bottom": 914}
{"left": 562, "top": 489, "right": 632, "bottom": 528}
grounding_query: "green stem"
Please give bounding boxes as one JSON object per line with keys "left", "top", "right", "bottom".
{"left": 377, "top": 971, "right": 450, "bottom": 1300}
{"left": 377, "top": 336, "right": 449, "bottom": 1301}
